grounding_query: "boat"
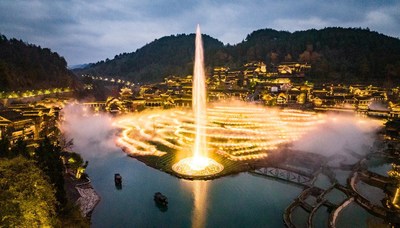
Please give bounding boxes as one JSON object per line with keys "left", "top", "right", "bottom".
{"left": 154, "top": 192, "right": 168, "bottom": 206}
{"left": 114, "top": 173, "right": 122, "bottom": 186}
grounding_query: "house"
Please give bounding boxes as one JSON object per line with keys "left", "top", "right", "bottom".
{"left": 0, "top": 110, "right": 35, "bottom": 143}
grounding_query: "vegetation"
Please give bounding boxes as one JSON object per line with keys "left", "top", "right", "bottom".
{"left": 0, "top": 34, "right": 78, "bottom": 91}
{"left": 76, "top": 33, "right": 225, "bottom": 82}
{"left": 0, "top": 135, "right": 12, "bottom": 158}
{"left": 232, "top": 27, "right": 400, "bottom": 86}
{"left": 62, "top": 151, "right": 85, "bottom": 172}
{"left": 0, "top": 136, "right": 89, "bottom": 227}
{"left": 0, "top": 156, "right": 58, "bottom": 227}
{"left": 76, "top": 27, "right": 400, "bottom": 86}
{"left": 34, "top": 137, "right": 67, "bottom": 209}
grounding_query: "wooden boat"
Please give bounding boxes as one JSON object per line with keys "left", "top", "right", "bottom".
{"left": 114, "top": 173, "right": 122, "bottom": 185}
{"left": 154, "top": 192, "right": 168, "bottom": 206}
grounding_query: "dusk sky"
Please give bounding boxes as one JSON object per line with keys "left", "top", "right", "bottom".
{"left": 1, "top": 0, "right": 399, "bottom": 66}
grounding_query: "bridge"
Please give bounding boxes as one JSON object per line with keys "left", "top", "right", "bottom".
{"left": 250, "top": 166, "right": 313, "bottom": 187}
{"left": 284, "top": 185, "right": 346, "bottom": 228}
{"left": 81, "top": 74, "right": 135, "bottom": 87}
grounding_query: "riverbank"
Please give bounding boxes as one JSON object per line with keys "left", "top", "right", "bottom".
{"left": 64, "top": 170, "right": 101, "bottom": 218}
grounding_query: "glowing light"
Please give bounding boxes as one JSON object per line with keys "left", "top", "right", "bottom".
{"left": 114, "top": 25, "right": 323, "bottom": 178}
{"left": 192, "top": 24, "right": 207, "bottom": 158}
{"left": 169, "top": 25, "right": 223, "bottom": 177}
{"left": 392, "top": 188, "right": 400, "bottom": 209}
{"left": 172, "top": 156, "right": 224, "bottom": 176}
{"left": 114, "top": 105, "right": 322, "bottom": 161}
{"left": 188, "top": 156, "right": 209, "bottom": 170}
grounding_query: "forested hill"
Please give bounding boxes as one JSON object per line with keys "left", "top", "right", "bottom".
{"left": 231, "top": 27, "right": 400, "bottom": 85}
{"left": 75, "top": 33, "right": 225, "bottom": 82}
{"left": 0, "top": 34, "right": 78, "bottom": 91}
{"left": 76, "top": 27, "right": 400, "bottom": 86}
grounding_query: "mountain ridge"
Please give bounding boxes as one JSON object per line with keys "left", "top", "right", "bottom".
{"left": 75, "top": 27, "right": 400, "bottom": 86}
{"left": 1, "top": 27, "right": 400, "bottom": 91}
{"left": 0, "top": 34, "right": 79, "bottom": 91}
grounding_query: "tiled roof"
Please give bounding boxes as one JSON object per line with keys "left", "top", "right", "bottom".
{"left": 0, "top": 110, "right": 28, "bottom": 121}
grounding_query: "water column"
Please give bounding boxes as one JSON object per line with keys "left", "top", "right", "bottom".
{"left": 171, "top": 25, "right": 224, "bottom": 177}
{"left": 192, "top": 24, "right": 207, "bottom": 158}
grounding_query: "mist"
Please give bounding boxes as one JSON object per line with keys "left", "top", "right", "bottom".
{"left": 60, "top": 100, "right": 384, "bottom": 164}
{"left": 368, "top": 100, "right": 389, "bottom": 111}
{"left": 60, "top": 104, "right": 119, "bottom": 158}
{"left": 292, "top": 113, "right": 383, "bottom": 158}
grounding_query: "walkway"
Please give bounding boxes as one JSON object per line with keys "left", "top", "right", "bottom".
{"left": 283, "top": 185, "right": 345, "bottom": 228}
{"left": 250, "top": 165, "right": 312, "bottom": 187}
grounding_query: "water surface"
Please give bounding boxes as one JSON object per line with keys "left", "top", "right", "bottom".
{"left": 86, "top": 150, "right": 302, "bottom": 227}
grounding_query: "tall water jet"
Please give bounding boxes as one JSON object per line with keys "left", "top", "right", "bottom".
{"left": 172, "top": 25, "right": 224, "bottom": 177}
{"left": 193, "top": 24, "right": 207, "bottom": 158}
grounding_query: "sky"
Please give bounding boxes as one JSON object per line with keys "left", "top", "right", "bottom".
{"left": 0, "top": 0, "right": 399, "bottom": 66}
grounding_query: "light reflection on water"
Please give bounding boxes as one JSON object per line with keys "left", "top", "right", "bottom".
{"left": 189, "top": 181, "right": 209, "bottom": 228}
{"left": 72, "top": 137, "right": 392, "bottom": 228}
{"left": 77, "top": 146, "right": 396, "bottom": 228}
{"left": 86, "top": 150, "right": 302, "bottom": 227}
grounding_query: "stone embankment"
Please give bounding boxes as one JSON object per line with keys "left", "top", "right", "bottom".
{"left": 64, "top": 169, "right": 101, "bottom": 218}
{"left": 75, "top": 179, "right": 101, "bottom": 217}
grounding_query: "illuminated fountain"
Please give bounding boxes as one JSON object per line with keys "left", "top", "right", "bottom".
{"left": 171, "top": 25, "right": 224, "bottom": 177}
{"left": 114, "top": 26, "right": 326, "bottom": 179}
{"left": 115, "top": 105, "right": 323, "bottom": 161}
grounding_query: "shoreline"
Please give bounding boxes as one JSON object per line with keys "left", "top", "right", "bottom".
{"left": 64, "top": 170, "right": 101, "bottom": 219}
{"left": 75, "top": 177, "right": 101, "bottom": 218}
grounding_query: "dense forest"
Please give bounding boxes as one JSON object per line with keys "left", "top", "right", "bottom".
{"left": 76, "top": 33, "right": 225, "bottom": 82}
{"left": 0, "top": 34, "right": 78, "bottom": 91}
{"left": 0, "top": 136, "right": 89, "bottom": 227}
{"left": 76, "top": 27, "right": 400, "bottom": 86}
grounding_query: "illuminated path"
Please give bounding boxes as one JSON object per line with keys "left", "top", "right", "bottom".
{"left": 116, "top": 25, "right": 321, "bottom": 178}
{"left": 114, "top": 103, "right": 324, "bottom": 161}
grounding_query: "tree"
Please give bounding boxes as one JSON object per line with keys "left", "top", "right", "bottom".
{"left": 0, "top": 156, "right": 58, "bottom": 227}
{"left": 270, "top": 52, "right": 279, "bottom": 64}
{"left": 58, "top": 134, "right": 74, "bottom": 151}
{"left": 11, "top": 137, "right": 29, "bottom": 158}
{"left": 34, "top": 137, "right": 67, "bottom": 209}
{"left": 0, "top": 134, "right": 11, "bottom": 157}
{"left": 284, "top": 54, "right": 292, "bottom": 62}
{"left": 0, "top": 33, "right": 75, "bottom": 91}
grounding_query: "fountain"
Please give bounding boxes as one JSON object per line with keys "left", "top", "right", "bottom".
{"left": 171, "top": 25, "right": 224, "bottom": 177}
{"left": 114, "top": 26, "right": 325, "bottom": 179}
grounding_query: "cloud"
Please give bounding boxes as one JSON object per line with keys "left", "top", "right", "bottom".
{"left": 272, "top": 17, "right": 330, "bottom": 32}
{"left": 362, "top": 3, "right": 400, "bottom": 37}
{"left": 0, "top": 0, "right": 399, "bottom": 65}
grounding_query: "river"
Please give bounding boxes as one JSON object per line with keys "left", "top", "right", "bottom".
{"left": 85, "top": 147, "right": 302, "bottom": 227}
